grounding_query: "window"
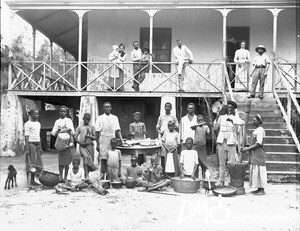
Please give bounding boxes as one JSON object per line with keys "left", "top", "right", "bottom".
{"left": 140, "top": 28, "right": 171, "bottom": 73}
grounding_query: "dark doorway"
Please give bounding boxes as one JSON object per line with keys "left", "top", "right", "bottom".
{"left": 226, "top": 27, "right": 250, "bottom": 89}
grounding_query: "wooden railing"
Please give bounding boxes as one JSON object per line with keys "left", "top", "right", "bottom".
{"left": 273, "top": 59, "right": 300, "bottom": 152}
{"left": 8, "top": 60, "right": 226, "bottom": 93}
{"left": 226, "top": 62, "right": 250, "bottom": 92}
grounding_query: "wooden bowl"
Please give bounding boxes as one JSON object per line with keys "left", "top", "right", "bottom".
{"left": 39, "top": 170, "right": 59, "bottom": 187}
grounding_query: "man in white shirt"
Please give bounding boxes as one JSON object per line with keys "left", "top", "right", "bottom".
{"left": 173, "top": 38, "right": 194, "bottom": 78}
{"left": 249, "top": 45, "right": 270, "bottom": 99}
{"left": 131, "top": 41, "right": 142, "bottom": 91}
{"left": 180, "top": 103, "right": 197, "bottom": 145}
{"left": 156, "top": 102, "right": 179, "bottom": 136}
{"left": 213, "top": 101, "right": 245, "bottom": 185}
{"left": 95, "top": 102, "right": 124, "bottom": 179}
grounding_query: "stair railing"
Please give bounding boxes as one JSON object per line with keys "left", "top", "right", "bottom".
{"left": 273, "top": 59, "right": 300, "bottom": 152}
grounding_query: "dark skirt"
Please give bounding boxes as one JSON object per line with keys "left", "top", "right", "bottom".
{"left": 26, "top": 143, "right": 43, "bottom": 173}
{"left": 58, "top": 148, "right": 72, "bottom": 166}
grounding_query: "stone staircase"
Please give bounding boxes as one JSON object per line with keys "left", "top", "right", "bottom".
{"left": 235, "top": 96, "right": 300, "bottom": 183}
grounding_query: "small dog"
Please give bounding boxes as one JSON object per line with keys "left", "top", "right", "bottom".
{"left": 5, "top": 165, "right": 17, "bottom": 190}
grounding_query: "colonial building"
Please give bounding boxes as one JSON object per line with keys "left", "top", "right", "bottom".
{"left": 2, "top": 0, "right": 300, "bottom": 181}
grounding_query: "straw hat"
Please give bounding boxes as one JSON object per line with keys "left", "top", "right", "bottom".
{"left": 255, "top": 45, "right": 266, "bottom": 53}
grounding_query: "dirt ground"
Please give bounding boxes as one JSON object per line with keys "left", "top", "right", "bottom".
{"left": 1, "top": 152, "right": 300, "bottom": 231}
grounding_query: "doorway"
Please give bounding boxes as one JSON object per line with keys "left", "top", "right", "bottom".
{"left": 226, "top": 26, "right": 250, "bottom": 90}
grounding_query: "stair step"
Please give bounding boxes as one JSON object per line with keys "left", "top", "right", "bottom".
{"left": 266, "top": 171, "right": 300, "bottom": 175}
{"left": 248, "top": 128, "right": 291, "bottom": 136}
{"left": 263, "top": 144, "right": 298, "bottom": 152}
{"left": 265, "top": 161, "right": 300, "bottom": 172}
{"left": 266, "top": 152, "right": 300, "bottom": 162}
{"left": 246, "top": 123, "right": 287, "bottom": 129}
{"left": 248, "top": 111, "right": 282, "bottom": 116}
{"left": 263, "top": 136, "right": 295, "bottom": 144}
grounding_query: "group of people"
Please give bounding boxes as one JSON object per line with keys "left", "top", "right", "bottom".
{"left": 24, "top": 99, "right": 267, "bottom": 195}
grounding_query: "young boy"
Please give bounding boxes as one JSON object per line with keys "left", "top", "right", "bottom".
{"left": 24, "top": 109, "right": 43, "bottom": 186}
{"left": 156, "top": 102, "right": 179, "bottom": 137}
{"left": 161, "top": 120, "right": 180, "bottom": 177}
{"left": 106, "top": 138, "right": 122, "bottom": 182}
{"left": 55, "top": 158, "right": 88, "bottom": 192}
{"left": 180, "top": 137, "right": 199, "bottom": 179}
{"left": 191, "top": 115, "right": 210, "bottom": 179}
{"left": 74, "top": 113, "right": 97, "bottom": 180}
{"left": 139, "top": 156, "right": 171, "bottom": 192}
{"left": 129, "top": 112, "right": 147, "bottom": 165}
{"left": 125, "top": 155, "right": 144, "bottom": 185}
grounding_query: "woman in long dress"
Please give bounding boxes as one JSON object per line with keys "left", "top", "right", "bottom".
{"left": 108, "top": 43, "right": 127, "bottom": 91}
{"left": 234, "top": 41, "right": 250, "bottom": 90}
{"left": 240, "top": 114, "right": 267, "bottom": 195}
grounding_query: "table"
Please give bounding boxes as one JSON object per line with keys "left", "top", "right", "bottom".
{"left": 117, "top": 145, "right": 161, "bottom": 156}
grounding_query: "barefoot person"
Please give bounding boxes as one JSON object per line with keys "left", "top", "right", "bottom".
{"left": 173, "top": 38, "right": 193, "bottom": 78}
{"left": 95, "top": 102, "right": 123, "bottom": 179}
{"left": 52, "top": 106, "right": 75, "bottom": 183}
{"left": 24, "top": 109, "right": 43, "bottom": 186}
{"left": 240, "top": 114, "right": 267, "bottom": 195}
{"left": 74, "top": 113, "right": 97, "bottom": 180}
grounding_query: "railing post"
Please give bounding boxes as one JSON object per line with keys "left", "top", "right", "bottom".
{"left": 32, "top": 27, "right": 36, "bottom": 71}
{"left": 43, "top": 62, "right": 46, "bottom": 90}
{"left": 144, "top": 10, "right": 160, "bottom": 91}
{"left": 49, "top": 40, "right": 53, "bottom": 79}
{"left": 287, "top": 93, "right": 292, "bottom": 124}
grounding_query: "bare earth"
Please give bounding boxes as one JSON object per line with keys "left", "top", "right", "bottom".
{"left": 1, "top": 153, "right": 299, "bottom": 231}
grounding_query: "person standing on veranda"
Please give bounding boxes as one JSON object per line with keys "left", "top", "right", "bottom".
{"left": 234, "top": 41, "right": 251, "bottom": 90}
{"left": 131, "top": 41, "right": 142, "bottom": 91}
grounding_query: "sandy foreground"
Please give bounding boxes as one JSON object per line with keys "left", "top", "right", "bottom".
{"left": 0, "top": 153, "right": 299, "bottom": 231}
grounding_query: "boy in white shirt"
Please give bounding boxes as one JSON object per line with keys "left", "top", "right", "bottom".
{"left": 180, "top": 137, "right": 199, "bottom": 179}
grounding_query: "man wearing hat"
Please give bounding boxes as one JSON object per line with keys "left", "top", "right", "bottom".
{"left": 249, "top": 45, "right": 270, "bottom": 99}
{"left": 213, "top": 100, "right": 245, "bottom": 185}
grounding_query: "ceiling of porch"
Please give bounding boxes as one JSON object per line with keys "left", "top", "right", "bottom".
{"left": 16, "top": 10, "right": 88, "bottom": 60}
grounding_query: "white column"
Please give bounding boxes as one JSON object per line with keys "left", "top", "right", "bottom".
{"left": 49, "top": 40, "right": 53, "bottom": 79}
{"left": 32, "top": 27, "right": 36, "bottom": 70}
{"left": 144, "top": 10, "right": 160, "bottom": 90}
{"left": 73, "top": 10, "right": 88, "bottom": 91}
{"left": 217, "top": 9, "right": 232, "bottom": 60}
{"left": 268, "top": 8, "right": 283, "bottom": 91}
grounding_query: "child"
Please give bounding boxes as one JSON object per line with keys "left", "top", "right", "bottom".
{"left": 74, "top": 113, "right": 97, "bottom": 180}
{"left": 139, "top": 156, "right": 171, "bottom": 192}
{"left": 191, "top": 115, "right": 210, "bottom": 179}
{"left": 180, "top": 137, "right": 199, "bottom": 179}
{"left": 24, "top": 109, "right": 43, "bottom": 186}
{"left": 240, "top": 114, "right": 267, "bottom": 195}
{"left": 55, "top": 158, "right": 88, "bottom": 192}
{"left": 106, "top": 138, "right": 122, "bottom": 182}
{"left": 161, "top": 120, "right": 180, "bottom": 177}
{"left": 125, "top": 155, "right": 144, "bottom": 185}
{"left": 51, "top": 105, "right": 75, "bottom": 183}
{"left": 129, "top": 112, "right": 147, "bottom": 165}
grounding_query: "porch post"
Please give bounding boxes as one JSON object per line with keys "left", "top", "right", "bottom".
{"left": 144, "top": 10, "right": 160, "bottom": 90}
{"left": 296, "top": 6, "right": 300, "bottom": 92}
{"left": 217, "top": 9, "right": 232, "bottom": 60}
{"left": 32, "top": 27, "right": 36, "bottom": 70}
{"left": 49, "top": 40, "right": 53, "bottom": 79}
{"left": 268, "top": 8, "right": 283, "bottom": 91}
{"left": 63, "top": 50, "right": 67, "bottom": 75}
{"left": 73, "top": 10, "right": 88, "bottom": 91}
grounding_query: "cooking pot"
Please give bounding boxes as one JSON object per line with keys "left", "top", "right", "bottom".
{"left": 111, "top": 180, "right": 123, "bottom": 189}
{"left": 125, "top": 177, "right": 136, "bottom": 189}
{"left": 39, "top": 170, "right": 59, "bottom": 187}
{"left": 98, "top": 180, "right": 110, "bottom": 189}
{"left": 171, "top": 177, "right": 201, "bottom": 193}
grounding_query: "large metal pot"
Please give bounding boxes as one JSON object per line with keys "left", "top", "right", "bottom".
{"left": 39, "top": 170, "right": 59, "bottom": 187}
{"left": 125, "top": 177, "right": 135, "bottom": 189}
{"left": 171, "top": 177, "right": 201, "bottom": 193}
{"left": 111, "top": 180, "right": 123, "bottom": 189}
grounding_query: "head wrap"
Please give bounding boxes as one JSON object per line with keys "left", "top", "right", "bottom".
{"left": 254, "top": 114, "right": 263, "bottom": 124}
{"left": 227, "top": 100, "right": 237, "bottom": 109}
{"left": 133, "top": 112, "right": 141, "bottom": 117}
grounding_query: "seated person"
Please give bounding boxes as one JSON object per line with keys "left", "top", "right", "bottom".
{"left": 55, "top": 158, "right": 88, "bottom": 192}
{"left": 125, "top": 155, "right": 144, "bottom": 186}
{"left": 180, "top": 137, "right": 199, "bottom": 179}
{"left": 139, "top": 156, "right": 171, "bottom": 192}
